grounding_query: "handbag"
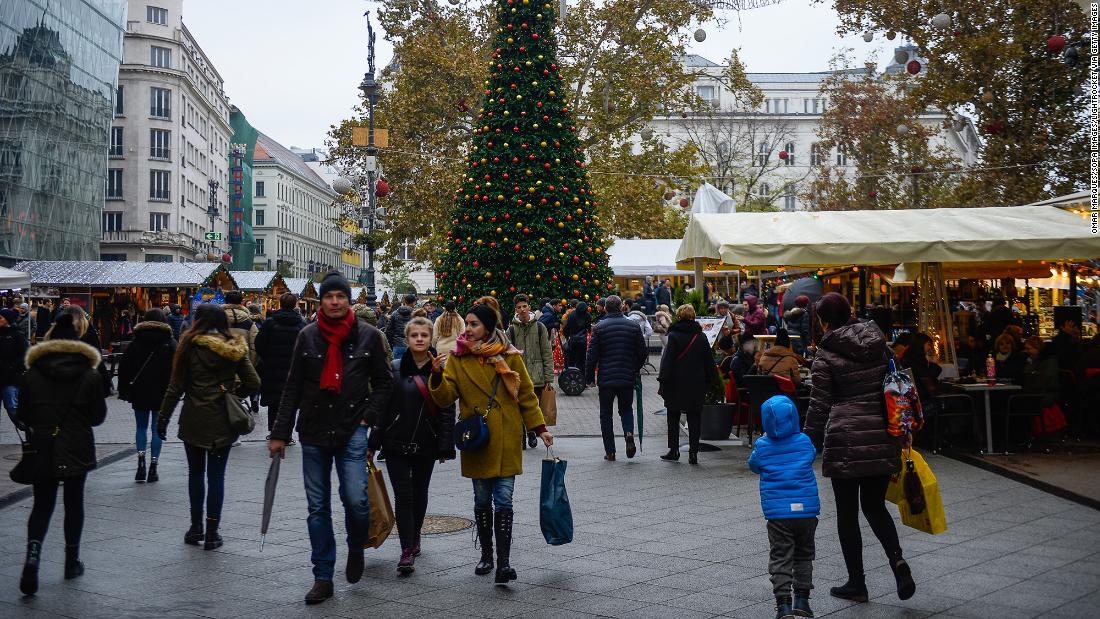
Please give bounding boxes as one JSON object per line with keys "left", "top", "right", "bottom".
{"left": 364, "top": 459, "right": 396, "bottom": 548}
{"left": 9, "top": 427, "right": 53, "bottom": 485}
{"left": 454, "top": 375, "right": 499, "bottom": 451}
{"left": 223, "top": 384, "right": 255, "bottom": 436}
{"left": 540, "top": 385, "right": 558, "bottom": 426}
{"left": 539, "top": 447, "right": 574, "bottom": 545}
{"left": 1031, "top": 403, "right": 1068, "bottom": 436}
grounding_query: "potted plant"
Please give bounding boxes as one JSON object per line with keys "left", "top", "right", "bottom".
{"left": 700, "top": 369, "right": 735, "bottom": 440}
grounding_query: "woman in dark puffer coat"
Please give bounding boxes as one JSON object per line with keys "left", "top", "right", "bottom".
{"left": 803, "top": 293, "right": 914, "bottom": 604}
{"left": 118, "top": 309, "right": 177, "bottom": 483}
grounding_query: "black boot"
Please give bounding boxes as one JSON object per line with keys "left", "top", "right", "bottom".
{"left": 775, "top": 595, "right": 795, "bottom": 619}
{"left": 829, "top": 577, "right": 868, "bottom": 602}
{"left": 890, "top": 555, "right": 915, "bottom": 600}
{"left": 184, "top": 520, "right": 204, "bottom": 545}
{"left": 688, "top": 451, "right": 699, "bottom": 465}
{"left": 146, "top": 458, "right": 159, "bottom": 483}
{"left": 203, "top": 518, "right": 222, "bottom": 550}
{"left": 64, "top": 544, "right": 84, "bottom": 580}
{"left": 793, "top": 589, "right": 814, "bottom": 617}
{"left": 474, "top": 508, "right": 494, "bottom": 575}
{"left": 20, "top": 540, "right": 41, "bottom": 595}
{"left": 660, "top": 449, "right": 680, "bottom": 461}
{"left": 494, "top": 508, "right": 517, "bottom": 585}
{"left": 135, "top": 452, "right": 146, "bottom": 483}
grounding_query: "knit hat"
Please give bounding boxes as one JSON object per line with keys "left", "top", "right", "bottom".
{"left": 795, "top": 295, "right": 810, "bottom": 308}
{"left": 815, "top": 292, "right": 852, "bottom": 329}
{"left": 318, "top": 270, "right": 352, "bottom": 300}
{"left": 0, "top": 308, "right": 18, "bottom": 325}
{"left": 468, "top": 303, "right": 499, "bottom": 333}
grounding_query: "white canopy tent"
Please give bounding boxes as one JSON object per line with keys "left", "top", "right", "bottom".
{"left": 689, "top": 182, "right": 736, "bottom": 215}
{"left": 0, "top": 266, "right": 31, "bottom": 290}
{"left": 607, "top": 239, "right": 693, "bottom": 276}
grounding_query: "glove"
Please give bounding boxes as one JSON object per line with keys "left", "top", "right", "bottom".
{"left": 156, "top": 424, "right": 169, "bottom": 442}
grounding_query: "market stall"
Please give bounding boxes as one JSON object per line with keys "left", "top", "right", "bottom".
{"left": 283, "top": 277, "right": 318, "bottom": 311}
{"left": 607, "top": 238, "right": 744, "bottom": 299}
{"left": 229, "top": 271, "right": 289, "bottom": 313}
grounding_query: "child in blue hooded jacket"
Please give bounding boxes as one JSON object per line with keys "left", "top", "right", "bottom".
{"left": 749, "top": 395, "right": 820, "bottom": 619}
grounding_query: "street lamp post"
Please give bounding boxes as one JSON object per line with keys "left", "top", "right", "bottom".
{"left": 359, "top": 11, "right": 382, "bottom": 307}
{"left": 207, "top": 179, "right": 221, "bottom": 254}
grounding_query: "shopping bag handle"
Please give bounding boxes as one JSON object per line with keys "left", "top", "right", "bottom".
{"left": 545, "top": 446, "right": 560, "bottom": 462}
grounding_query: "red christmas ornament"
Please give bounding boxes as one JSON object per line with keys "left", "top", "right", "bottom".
{"left": 778, "top": 150, "right": 789, "bottom": 160}
{"left": 906, "top": 60, "right": 921, "bottom": 75}
{"left": 1046, "top": 35, "right": 1066, "bottom": 54}
{"left": 679, "top": 198, "right": 689, "bottom": 208}
{"left": 221, "top": 252, "right": 232, "bottom": 263}
{"left": 663, "top": 191, "right": 675, "bottom": 201}
{"left": 868, "top": 190, "right": 878, "bottom": 199}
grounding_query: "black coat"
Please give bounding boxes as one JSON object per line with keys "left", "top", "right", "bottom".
{"left": 35, "top": 306, "right": 52, "bottom": 338}
{"left": 0, "top": 325, "right": 28, "bottom": 386}
{"left": 369, "top": 352, "right": 456, "bottom": 460}
{"left": 585, "top": 311, "right": 647, "bottom": 387}
{"left": 386, "top": 306, "right": 414, "bottom": 348}
{"left": 273, "top": 318, "right": 394, "bottom": 447}
{"left": 255, "top": 309, "right": 306, "bottom": 405}
{"left": 656, "top": 285, "right": 672, "bottom": 309}
{"left": 658, "top": 319, "right": 718, "bottom": 411}
{"left": 117, "top": 321, "right": 176, "bottom": 410}
{"left": 166, "top": 310, "right": 185, "bottom": 340}
{"left": 17, "top": 339, "right": 107, "bottom": 477}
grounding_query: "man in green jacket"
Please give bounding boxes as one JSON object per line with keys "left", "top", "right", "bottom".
{"left": 506, "top": 295, "right": 555, "bottom": 448}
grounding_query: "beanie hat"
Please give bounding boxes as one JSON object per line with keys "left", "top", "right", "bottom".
{"left": 0, "top": 308, "right": 19, "bottom": 325}
{"left": 318, "top": 270, "right": 352, "bottom": 300}
{"left": 468, "top": 303, "right": 499, "bottom": 333}
{"left": 795, "top": 295, "right": 810, "bottom": 308}
{"left": 815, "top": 292, "right": 852, "bottom": 329}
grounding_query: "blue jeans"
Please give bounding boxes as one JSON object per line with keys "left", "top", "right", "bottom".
{"left": 598, "top": 385, "right": 635, "bottom": 455}
{"left": 2, "top": 385, "right": 17, "bottom": 426}
{"left": 301, "top": 425, "right": 370, "bottom": 582}
{"left": 133, "top": 409, "right": 163, "bottom": 459}
{"left": 183, "top": 443, "right": 231, "bottom": 525}
{"left": 472, "top": 476, "right": 515, "bottom": 512}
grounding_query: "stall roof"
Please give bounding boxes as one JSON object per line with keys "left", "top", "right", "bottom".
{"left": 676, "top": 205, "right": 1100, "bottom": 270}
{"left": 0, "top": 266, "right": 31, "bottom": 290}
{"left": 229, "top": 271, "right": 282, "bottom": 292}
{"left": 607, "top": 239, "right": 694, "bottom": 276}
{"left": 283, "top": 277, "right": 315, "bottom": 296}
{"left": 14, "top": 261, "right": 236, "bottom": 288}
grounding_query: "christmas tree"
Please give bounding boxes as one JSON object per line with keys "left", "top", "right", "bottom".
{"left": 436, "top": 0, "right": 614, "bottom": 311}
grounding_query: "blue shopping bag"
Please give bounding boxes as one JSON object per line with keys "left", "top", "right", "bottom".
{"left": 540, "top": 448, "right": 574, "bottom": 545}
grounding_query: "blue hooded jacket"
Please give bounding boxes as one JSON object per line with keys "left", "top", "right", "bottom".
{"left": 748, "top": 395, "right": 820, "bottom": 520}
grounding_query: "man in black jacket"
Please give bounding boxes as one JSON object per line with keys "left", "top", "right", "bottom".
{"left": 0, "top": 308, "right": 28, "bottom": 427}
{"left": 585, "top": 296, "right": 647, "bottom": 461}
{"left": 386, "top": 293, "right": 416, "bottom": 359}
{"left": 269, "top": 272, "right": 393, "bottom": 604}
{"left": 256, "top": 293, "right": 306, "bottom": 437}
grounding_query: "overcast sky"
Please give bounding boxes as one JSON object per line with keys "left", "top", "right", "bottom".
{"left": 183, "top": 0, "right": 885, "bottom": 150}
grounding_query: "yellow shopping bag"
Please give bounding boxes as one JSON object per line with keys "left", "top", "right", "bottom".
{"left": 887, "top": 448, "right": 948, "bottom": 535}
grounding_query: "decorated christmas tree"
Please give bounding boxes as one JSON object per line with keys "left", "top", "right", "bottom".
{"left": 435, "top": 0, "right": 613, "bottom": 311}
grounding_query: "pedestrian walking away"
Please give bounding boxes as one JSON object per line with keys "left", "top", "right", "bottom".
{"left": 658, "top": 304, "right": 719, "bottom": 464}
{"left": 0, "top": 307, "right": 28, "bottom": 429}
{"left": 117, "top": 309, "right": 177, "bottom": 483}
{"left": 256, "top": 293, "right": 306, "bottom": 437}
{"left": 222, "top": 290, "right": 259, "bottom": 365}
{"left": 506, "top": 294, "right": 554, "bottom": 449}
{"left": 166, "top": 304, "right": 186, "bottom": 340}
{"left": 16, "top": 313, "right": 107, "bottom": 596}
{"left": 562, "top": 302, "right": 592, "bottom": 370}
{"left": 585, "top": 295, "right": 647, "bottom": 461}
{"left": 428, "top": 303, "right": 552, "bottom": 585}
{"left": 387, "top": 293, "right": 417, "bottom": 361}
{"left": 269, "top": 271, "right": 393, "bottom": 605}
{"left": 432, "top": 300, "right": 465, "bottom": 357}
{"left": 749, "top": 396, "right": 820, "bottom": 619}
{"left": 369, "top": 317, "right": 456, "bottom": 575}
{"left": 802, "top": 293, "right": 915, "bottom": 603}
{"left": 157, "top": 303, "right": 260, "bottom": 552}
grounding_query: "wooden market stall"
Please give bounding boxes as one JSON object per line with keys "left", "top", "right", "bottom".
{"left": 283, "top": 277, "right": 318, "bottom": 312}
{"left": 229, "top": 271, "right": 289, "bottom": 314}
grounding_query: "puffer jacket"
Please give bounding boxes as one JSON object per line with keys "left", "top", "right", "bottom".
{"left": 749, "top": 395, "right": 820, "bottom": 520}
{"left": 803, "top": 320, "right": 900, "bottom": 479}
{"left": 157, "top": 333, "right": 261, "bottom": 450}
{"left": 272, "top": 318, "right": 393, "bottom": 447}
{"left": 255, "top": 308, "right": 306, "bottom": 405}
{"left": 17, "top": 339, "right": 107, "bottom": 477}
{"left": 386, "top": 305, "right": 414, "bottom": 349}
{"left": 223, "top": 304, "right": 258, "bottom": 364}
{"left": 507, "top": 315, "right": 554, "bottom": 387}
{"left": 783, "top": 307, "right": 812, "bottom": 354}
{"left": 537, "top": 304, "right": 560, "bottom": 332}
{"left": 0, "top": 325, "right": 28, "bottom": 386}
{"left": 166, "top": 307, "right": 185, "bottom": 339}
{"left": 585, "top": 310, "right": 647, "bottom": 387}
{"left": 117, "top": 321, "right": 176, "bottom": 410}
{"left": 369, "top": 353, "right": 456, "bottom": 460}
{"left": 758, "top": 345, "right": 803, "bottom": 385}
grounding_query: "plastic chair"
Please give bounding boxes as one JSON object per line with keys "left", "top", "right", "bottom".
{"left": 1004, "top": 393, "right": 1043, "bottom": 453}
{"left": 741, "top": 375, "right": 793, "bottom": 444}
{"left": 932, "top": 394, "right": 977, "bottom": 454}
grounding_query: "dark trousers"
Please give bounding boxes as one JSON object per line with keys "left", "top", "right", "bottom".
{"left": 384, "top": 454, "right": 436, "bottom": 551}
{"left": 831, "top": 476, "right": 902, "bottom": 580}
{"left": 666, "top": 408, "right": 701, "bottom": 453}
{"left": 767, "top": 517, "right": 817, "bottom": 596}
{"left": 598, "top": 385, "right": 635, "bottom": 455}
{"left": 28, "top": 474, "right": 87, "bottom": 546}
{"left": 183, "top": 444, "right": 231, "bottom": 525}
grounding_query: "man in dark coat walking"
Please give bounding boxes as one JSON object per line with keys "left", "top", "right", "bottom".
{"left": 0, "top": 307, "right": 28, "bottom": 427}
{"left": 585, "top": 296, "right": 647, "bottom": 461}
{"left": 256, "top": 293, "right": 306, "bottom": 437}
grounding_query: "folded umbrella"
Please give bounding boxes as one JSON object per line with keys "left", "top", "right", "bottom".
{"left": 635, "top": 375, "right": 644, "bottom": 450}
{"left": 260, "top": 454, "right": 281, "bottom": 551}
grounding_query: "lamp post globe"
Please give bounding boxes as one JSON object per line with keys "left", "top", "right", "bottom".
{"left": 332, "top": 176, "right": 356, "bottom": 196}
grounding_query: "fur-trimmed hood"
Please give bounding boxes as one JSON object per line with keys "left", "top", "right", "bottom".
{"left": 134, "top": 320, "right": 173, "bottom": 335}
{"left": 192, "top": 333, "right": 248, "bottom": 361}
{"left": 25, "top": 339, "right": 101, "bottom": 381}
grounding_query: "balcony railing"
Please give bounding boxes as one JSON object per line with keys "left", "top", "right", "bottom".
{"left": 101, "top": 229, "right": 191, "bottom": 248}
{"left": 149, "top": 146, "right": 171, "bottom": 160}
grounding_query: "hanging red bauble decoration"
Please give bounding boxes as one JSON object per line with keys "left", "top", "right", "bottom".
{"left": 221, "top": 252, "right": 232, "bottom": 263}
{"left": 906, "top": 60, "right": 921, "bottom": 75}
{"left": 678, "top": 198, "right": 689, "bottom": 208}
{"left": 778, "top": 150, "right": 789, "bottom": 160}
{"left": 375, "top": 179, "right": 390, "bottom": 197}
{"left": 868, "top": 190, "right": 878, "bottom": 199}
{"left": 1046, "top": 35, "right": 1066, "bottom": 54}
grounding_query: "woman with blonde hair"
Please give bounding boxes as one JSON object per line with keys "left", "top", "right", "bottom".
{"left": 657, "top": 304, "right": 718, "bottom": 464}
{"left": 653, "top": 304, "right": 673, "bottom": 348}
{"left": 433, "top": 300, "right": 465, "bottom": 356}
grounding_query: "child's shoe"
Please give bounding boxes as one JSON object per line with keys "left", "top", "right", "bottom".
{"left": 775, "top": 595, "right": 795, "bottom": 619}
{"left": 793, "top": 589, "right": 813, "bottom": 617}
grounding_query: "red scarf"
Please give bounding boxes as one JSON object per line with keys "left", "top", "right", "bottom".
{"left": 316, "top": 309, "right": 356, "bottom": 393}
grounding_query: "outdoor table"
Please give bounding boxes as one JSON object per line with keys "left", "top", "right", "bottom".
{"left": 949, "top": 383, "right": 1022, "bottom": 454}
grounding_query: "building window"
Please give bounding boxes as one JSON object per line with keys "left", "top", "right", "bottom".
{"left": 150, "top": 129, "right": 170, "bottom": 159}
{"left": 810, "top": 143, "right": 823, "bottom": 166}
{"left": 255, "top": 181, "right": 265, "bottom": 197}
{"left": 398, "top": 239, "right": 415, "bottom": 261}
{"left": 106, "top": 169, "right": 123, "bottom": 199}
{"left": 697, "top": 85, "right": 716, "bottom": 102}
{"left": 783, "top": 186, "right": 797, "bottom": 211}
{"left": 114, "top": 85, "right": 123, "bottom": 116}
{"left": 150, "top": 87, "right": 171, "bottom": 118}
{"left": 756, "top": 142, "right": 769, "bottom": 166}
{"left": 109, "top": 127, "right": 123, "bottom": 157}
{"left": 145, "top": 253, "right": 172, "bottom": 263}
{"left": 255, "top": 238, "right": 265, "bottom": 256}
{"left": 147, "top": 6, "right": 167, "bottom": 25}
{"left": 102, "top": 212, "right": 122, "bottom": 231}
{"left": 254, "top": 210, "right": 265, "bottom": 226}
{"left": 757, "top": 183, "right": 770, "bottom": 198}
{"left": 149, "top": 170, "right": 170, "bottom": 200}
{"left": 150, "top": 45, "right": 171, "bottom": 68}
{"left": 149, "top": 213, "right": 170, "bottom": 231}
{"left": 783, "top": 142, "right": 795, "bottom": 166}
{"left": 100, "top": 254, "right": 127, "bottom": 261}
{"left": 836, "top": 148, "right": 848, "bottom": 166}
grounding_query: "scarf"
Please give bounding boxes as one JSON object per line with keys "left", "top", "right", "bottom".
{"left": 316, "top": 309, "right": 356, "bottom": 393}
{"left": 452, "top": 328, "right": 522, "bottom": 401}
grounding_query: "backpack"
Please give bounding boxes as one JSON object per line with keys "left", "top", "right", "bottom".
{"left": 883, "top": 358, "right": 924, "bottom": 437}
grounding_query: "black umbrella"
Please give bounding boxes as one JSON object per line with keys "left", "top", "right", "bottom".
{"left": 781, "top": 277, "right": 824, "bottom": 311}
{"left": 260, "top": 454, "right": 281, "bottom": 551}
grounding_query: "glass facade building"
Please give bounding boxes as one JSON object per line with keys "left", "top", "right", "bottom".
{"left": 0, "top": 0, "right": 126, "bottom": 264}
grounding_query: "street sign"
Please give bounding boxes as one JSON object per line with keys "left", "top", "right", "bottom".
{"left": 204, "top": 232, "right": 223, "bottom": 241}
{"left": 352, "top": 127, "right": 388, "bottom": 148}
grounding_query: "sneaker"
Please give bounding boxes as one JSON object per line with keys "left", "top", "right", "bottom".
{"left": 304, "top": 580, "right": 334, "bottom": 604}
{"left": 625, "top": 435, "right": 637, "bottom": 459}
{"left": 398, "top": 549, "right": 415, "bottom": 575}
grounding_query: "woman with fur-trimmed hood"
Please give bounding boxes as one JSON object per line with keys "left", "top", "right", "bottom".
{"left": 118, "top": 309, "right": 177, "bottom": 483}
{"left": 157, "top": 303, "right": 260, "bottom": 551}
{"left": 17, "top": 313, "right": 108, "bottom": 596}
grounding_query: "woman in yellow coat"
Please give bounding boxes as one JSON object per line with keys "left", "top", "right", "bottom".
{"left": 429, "top": 303, "right": 552, "bottom": 585}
